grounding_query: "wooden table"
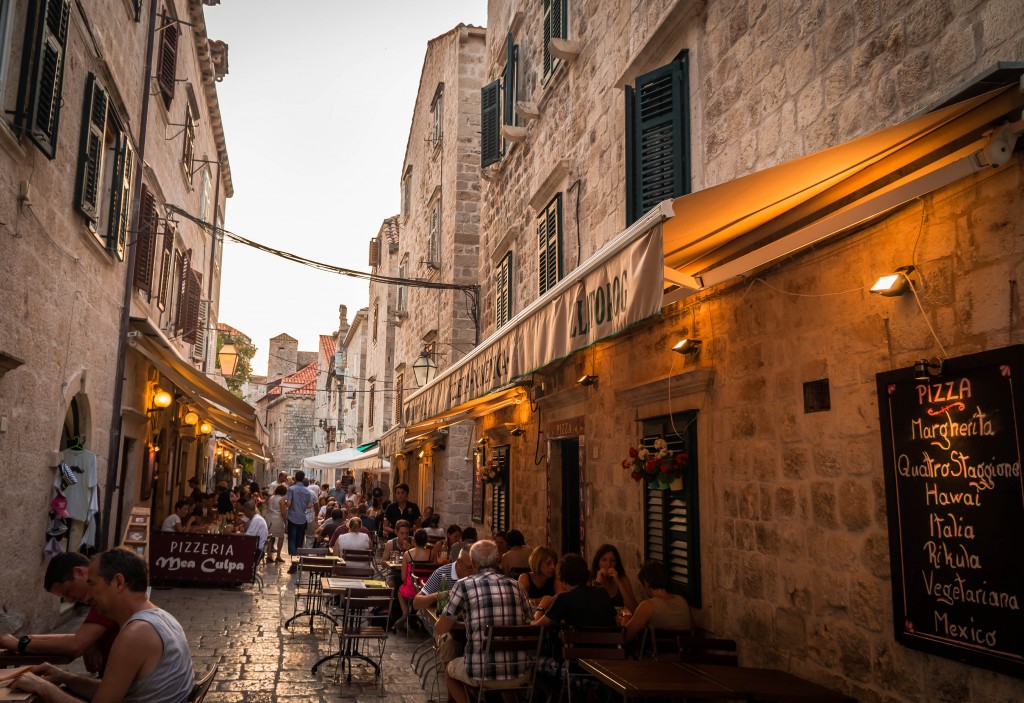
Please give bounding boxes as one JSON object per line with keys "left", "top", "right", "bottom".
{"left": 579, "top": 659, "right": 856, "bottom": 702}
{"left": 0, "top": 653, "right": 73, "bottom": 669}
{"left": 311, "top": 577, "right": 392, "bottom": 676}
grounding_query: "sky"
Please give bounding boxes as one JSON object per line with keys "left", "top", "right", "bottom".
{"left": 203, "top": 1, "right": 487, "bottom": 376}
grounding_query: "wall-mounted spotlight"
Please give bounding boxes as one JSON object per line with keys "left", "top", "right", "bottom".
{"left": 870, "top": 266, "right": 915, "bottom": 297}
{"left": 914, "top": 357, "right": 942, "bottom": 381}
{"left": 671, "top": 338, "right": 702, "bottom": 355}
{"left": 433, "top": 442, "right": 446, "bottom": 451}
{"left": 477, "top": 437, "right": 489, "bottom": 446}
{"left": 509, "top": 426, "right": 525, "bottom": 437}
{"left": 577, "top": 374, "right": 598, "bottom": 387}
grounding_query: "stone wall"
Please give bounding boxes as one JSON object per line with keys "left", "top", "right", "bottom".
{"left": 265, "top": 396, "right": 314, "bottom": 476}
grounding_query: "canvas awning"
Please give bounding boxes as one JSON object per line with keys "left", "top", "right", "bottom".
{"left": 128, "top": 321, "right": 269, "bottom": 458}
{"left": 346, "top": 446, "right": 391, "bottom": 474}
{"left": 663, "top": 81, "right": 1024, "bottom": 291}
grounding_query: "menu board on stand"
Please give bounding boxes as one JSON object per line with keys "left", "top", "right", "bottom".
{"left": 876, "top": 346, "right": 1024, "bottom": 679}
{"left": 121, "top": 507, "right": 151, "bottom": 562}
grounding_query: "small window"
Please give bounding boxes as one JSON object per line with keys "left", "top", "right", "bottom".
{"left": 156, "top": 7, "right": 179, "bottom": 109}
{"left": 496, "top": 251, "right": 513, "bottom": 328}
{"left": 803, "top": 379, "right": 831, "bottom": 413}
{"left": 397, "top": 257, "right": 409, "bottom": 312}
{"left": 182, "top": 102, "right": 196, "bottom": 184}
{"left": 394, "top": 373, "right": 404, "bottom": 426}
{"left": 503, "top": 34, "right": 518, "bottom": 127}
{"left": 199, "top": 168, "right": 211, "bottom": 221}
{"left": 372, "top": 300, "right": 379, "bottom": 344}
{"left": 0, "top": 0, "right": 16, "bottom": 106}
{"left": 431, "top": 84, "right": 444, "bottom": 146}
{"left": 427, "top": 200, "right": 440, "bottom": 268}
{"left": 368, "top": 382, "right": 376, "bottom": 428}
{"left": 537, "top": 194, "right": 563, "bottom": 295}
{"left": 542, "top": 0, "right": 567, "bottom": 81}
{"left": 402, "top": 168, "right": 412, "bottom": 218}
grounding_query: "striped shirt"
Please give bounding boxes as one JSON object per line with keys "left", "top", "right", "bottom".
{"left": 441, "top": 567, "right": 532, "bottom": 679}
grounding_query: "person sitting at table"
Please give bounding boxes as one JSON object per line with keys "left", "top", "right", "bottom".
{"left": 315, "top": 508, "right": 345, "bottom": 546}
{"left": 431, "top": 523, "right": 462, "bottom": 563}
{"left": 448, "top": 526, "right": 477, "bottom": 563}
{"left": 419, "top": 505, "right": 434, "bottom": 529}
{"left": 0, "top": 553, "right": 119, "bottom": 675}
{"left": 215, "top": 482, "right": 233, "bottom": 514}
{"left": 412, "top": 546, "right": 477, "bottom": 612}
{"left": 240, "top": 501, "right": 269, "bottom": 560}
{"left": 424, "top": 513, "right": 445, "bottom": 540}
{"left": 590, "top": 543, "right": 639, "bottom": 611}
{"left": 517, "top": 546, "right": 560, "bottom": 601}
{"left": 532, "top": 554, "right": 616, "bottom": 629}
{"left": 437, "top": 541, "right": 533, "bottom": 703}
{"left": 397, "top": 529, "right": 435, "bottom": 619}
{"left": 499, "top": 529, "right": 531, "bottom": 576}
{"left": 621, "top": 560, "right": 693, "bottom": 642}
{"left": 327, "top": 509, "right": 374, "bottom": 550}
{"left": 492, "top": 531, "right": 510, "bottom": 558}
{"left": 332, "top": 517, "right": 372, "bottom": 555}
{"left": 381, "top": 519, "right": 413, "bottom": 564}
{"left": 356, "top": 502, "right": 376, "bottom": 533}
{"left": 11, "top": 548, "right": 193, "bottom": 703}
{"left": 160, "top": 499, "right": 195, "bottom": 533}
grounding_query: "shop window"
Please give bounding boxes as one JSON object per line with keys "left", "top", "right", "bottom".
{"left": 491, "top": 444, "right": 510, "bottom": 533}
{"left": 625, "top": 52, "right": 691, "bottom": 225}
{"left": 641, "top": 410, "right": 701, "bottom": 607}
{"left": 537, "top": 194, "right": 563, "bottom": 295}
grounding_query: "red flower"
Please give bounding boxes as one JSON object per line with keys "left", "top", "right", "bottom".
{"left": 675, "top": 452, "right": 688, "bottom": 465}
{"left": 632, "top": 473, "right": 643, "bottom": 482}
{"left": 628, "top": 447, "right": 639, "bottom": 459}
{"left": 621, "top": 459, "right": 631, "bottom": 470}
{"left": 660, "top": 463, "right": 670, "bottom": 473}
{"left": 645, "top": 458, "right": 659, "bottom": 474}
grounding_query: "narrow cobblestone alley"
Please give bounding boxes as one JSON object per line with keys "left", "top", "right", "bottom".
{"left": 149, "top": 561, "right": 438, "bottom": 702}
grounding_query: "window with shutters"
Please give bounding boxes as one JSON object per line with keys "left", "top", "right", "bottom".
{"left": 0, "top": 0, "right": 15, "bottom": 105}
{"left": 495, "top": 251, "right": 513, "bottom": 329}
{"left": 537, "top": 194, "right": 563, "bottom": 296}
{"left": 199, "top": 168, "right": 211, "bottom": 221}
{"left": 641, "top": 411, "right": 701, "bottom": 607}
{"left": 490, "top": 444, "right": 510, "bottom": 533}
{"left": 174, "top": 248, "right": 192, "bottom": 332}
{"left": 180, "top": 269, "right": 202, "bottom": 344}
{"left": 430, "top": 84, "right": 443, "bottom": 146}
{"left": 76, "top": 74, "right": 134, "bottom": 260}
{"left": 397, "top": 257, "right": 408, "bottom": 313}
{"left": 156, "top": 7, "right": 179, "bottom": 110}
{"left": 167, "top": 249, "right": 183, "bottom": 327}
{"left": 480, "top": 79, "right": 500, "bottom": 167}
{"left": 402, "top": 167, "right": 412, "bottom": 218}
{"left": 625, "top": 53, "right": 690, "bottom": 226}
{"left": 368, "top": 382, "right": 376, "bottom": 429}
{"left": 134, "top": 185, "right": 159, "bottom": 294}
{"left": 191, "top": 300, "right": 208, "bottom": 361}
{"left": 426, "top": 199, "right": 440, "bottom": 268}
{"left": 182, "top": 102, "right": 195, "bottom": 184}
{"left": 15, "top": 0, "right": 70, "bottom": 159}
{"left": 394, "top": 373, "right": 404, "bottom": 426}
{"left": 372, "top": 300, "right": 379, "bottom": 344}
{"left": 542, "top": 0, "right": 567, "bottom": 82}
{"left": 156, "top": 248, "right": 171, "bottom": 310}
{"left": 504, "top": 34, "right": 518, "bottom": 127}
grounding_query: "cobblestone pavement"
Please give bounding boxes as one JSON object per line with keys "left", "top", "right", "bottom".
{"left": 149, "top": 559, "right": 442, "bottom": 702}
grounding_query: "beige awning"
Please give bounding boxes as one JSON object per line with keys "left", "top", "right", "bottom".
{"left": 404, "top": 384, "right": 529, "bottom": 437}
{"left": 128, "top": 321, "right": 269, "bottom": 457}
{"left": 664, "top": 84, "right": 1024, "bottom": 289}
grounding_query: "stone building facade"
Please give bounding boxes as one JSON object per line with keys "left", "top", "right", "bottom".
{"left": 366, "top": 217, "right": 400, "bottom": 441}
{"left": 375, "top": 24, "right": 487, "bottom": 526}
{"left": 257, "top": 335, "right": 321, "bottom": 480}
{"left": 399, "top": 0, "right": 1024, "bottom": 701}
{"left": 339, "top": 308, "right": 369, "bottom": 449}
{"left": 0, "top": 0, "right": 245, "bottom": 631}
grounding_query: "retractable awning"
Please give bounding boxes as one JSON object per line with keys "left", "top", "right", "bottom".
{"left": 128, "top": 320, "right": 269, "bottom": 458}
{"left": 347, "top": 446, "right": 391, "bottom": 474}
{"left": 300, "top": 447, "right": 365, "bottom": 470}
{"left": 663, "top": 81, "right": 1024, "bottom": 291}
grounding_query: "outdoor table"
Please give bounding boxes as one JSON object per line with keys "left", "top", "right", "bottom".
{"left": 579, "top": 659, "right": 856, "bottom": 702}
{"left": 284, "top": 559, "right": 345, "bottom": 631}
{"left": 0, "top": 653, "right": 72, "bottom": 668}
{"left": 311, "top": 577, "right": 391, "bottom": 675}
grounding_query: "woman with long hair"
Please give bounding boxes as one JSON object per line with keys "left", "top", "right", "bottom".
{"left": 590, "top": 543, "right": 638, "bottom": 611}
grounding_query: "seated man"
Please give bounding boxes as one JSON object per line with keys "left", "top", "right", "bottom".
{"left": 412, "top": 545, "right": 477, "bottom": 612}
{"left": 12, "top": 548, "right": 194, "bottom": 703}
{"left": 0, "top": 553, "right": 118, "bottom": 674}
{"left": 436, "top": 541, "right": 533, "bottom": 703}
{"left": 239, "top": 501, "right": 268, "bottom": 559}
{"left": 315, "top": 508, "right": 345, "bottom": 545}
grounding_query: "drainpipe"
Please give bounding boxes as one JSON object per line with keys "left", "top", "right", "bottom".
{"left": 102, "top": 0, "right": 159, "bottom": 548}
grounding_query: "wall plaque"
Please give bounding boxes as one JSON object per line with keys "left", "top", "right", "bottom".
{"left": 877, "top": 346, "right": 1024, "bottom": 678}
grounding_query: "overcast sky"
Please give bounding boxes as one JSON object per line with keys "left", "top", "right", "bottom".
{"left": 203, "top": 1, "right": 487, "bottom": 376}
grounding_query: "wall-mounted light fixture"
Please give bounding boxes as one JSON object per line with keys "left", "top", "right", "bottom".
{"left": 671, "top": 338, "right": 702, "bottom": 355}
{"left": 149, "top": 388, "right": 173, "bottom": 412}
{"left": 218, "top": 343, "right": 239, "bottom": 377}
{"left": 914, "top": 357, "right": 943, "bottom": 381}
{"left": 198, "top": 421, "right": 213, "bottom": 436}
{"left": 509, "top": 426, "right": 525, "bottom": 437}
{"left": 433, "top": 442, "right": 446, "bottom": 452}
{"left": 577, "top": 374, "right": 598, "bottom": 387}
{"left": 477, "top": 437, "right": 489, "bottom": 446}
{"left": 870, "top": 266, "right": 915, "bottom": 297}
{"left": 182, "top": 410, "right": 199, "bottom": 426}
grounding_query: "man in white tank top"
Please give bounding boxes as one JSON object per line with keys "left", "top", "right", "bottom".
{"left": 12, "top": 548, "right": 194, "bottom": 703}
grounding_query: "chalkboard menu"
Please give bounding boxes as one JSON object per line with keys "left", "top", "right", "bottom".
{"left": 877, "top": 346, "right": 1024, "bottom": 679}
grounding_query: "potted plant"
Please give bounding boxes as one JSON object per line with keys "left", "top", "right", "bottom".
{"left": 622, "top": 438, "right": 688, "bottom": 490}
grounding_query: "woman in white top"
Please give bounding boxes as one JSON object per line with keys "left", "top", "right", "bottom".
{"left": 333, "top": 517, "right": 371, "bottom": 555}
{"left": 265, "top": 485, "right": 289, "bottom": 563}
{"left": 622, "top": 561, "right": 693, "bottom": 642}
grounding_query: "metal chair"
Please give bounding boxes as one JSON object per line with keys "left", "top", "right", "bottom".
{"left": 560, "top": 627, "right": 627, "bottom": 703}
{"left": 286, "top": 555, "right": 337, "bottom": 632}
{"left": 249, "top": 548, "right": 265, "bottom": 591}
{"left": 333, "top": 586, "right": 395, "bottom": 695}
{"left": 475, "top": 624, "right": 544, "bottom": 703}
{"left": 332, "top": 563, "right": 375, "bottom": 579}
{"left": 186, "top": 663, "right": 218, "bottom": 703}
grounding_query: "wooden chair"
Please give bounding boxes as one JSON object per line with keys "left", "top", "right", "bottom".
{"left": 334, "top": 586, "right": 395, "bottom": 695}
{"left": 676, "top": 634, "right": 738, "bottom": 666}
{"left": 286, "top": 556, "right": 337, "bottom": 632}
{"left": 341, "top": 548, "right": 375, "bottom": 564}
{"left": 560, "top": 628, "right": 626, "bottom": 703}
{"left": 509, "top": 566, "right": 531, "bottom": 578}
{"left": 333, "top": 563, "right": 375, "bottom": 579}
{"left": 475, "top": 624, "right": 544, "bottom": 703}
{"left": 639, "top": 627, "right": 695, "bottom": 660}
{"left": 186, "top": 663, "right": 218, "bottom": 703}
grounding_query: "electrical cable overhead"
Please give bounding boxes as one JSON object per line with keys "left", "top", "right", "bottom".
{"left": 164, "top": 204, "right": 479, "bottom": 293}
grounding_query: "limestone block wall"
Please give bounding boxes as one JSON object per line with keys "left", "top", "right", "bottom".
{"left": 266, "top": 396, "right": 314, "bottom": 475}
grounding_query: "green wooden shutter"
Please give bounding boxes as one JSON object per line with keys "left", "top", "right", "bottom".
{"left": 132, "top": 0, "right": 142, "bottom": 21}
{"left": 110, "top": 121, "right": 134, "bottom": 260}
{"left": 175, "top": 248, "right": 192, "bottom": 331}
{"left": 491, "top": 445, "right": 510, "bottom": 533}
{"left": 76, "top": 74, "right": 109, "bottom": 224}
{"left": 537, "top": 194, "right": 562, "bottom": 295}
{"left": 642, "top": 411, "right": 701, "bottom": 607}
{"left": 480, "top": 79, "right": 501, "bottom": 167}
{"left": 626, "top": 54, "right": 690, "bottom": 226}
{"left": 496, "top": 251, "right": 512, "bottom": 328}
{"left": 542, "top": 0, "right": 565, "bottom": 80}
{"left": 157, "top": 14, "right": 179, "bottom": 109}
{"left": 134, "top": 186, "right": 158, "bottom": 292}
{"left": 181, "top": 269, "right": 203, "bottom": 344}
{"left": 18, "top": 0, "right": 70, "bottom": 159}
{"left": 503, "top": 34, "right": 517, "bottom": 126}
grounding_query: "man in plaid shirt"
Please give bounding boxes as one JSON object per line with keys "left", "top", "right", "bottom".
{"left": 437, "top": 540, "right": 532, "bottom": 703}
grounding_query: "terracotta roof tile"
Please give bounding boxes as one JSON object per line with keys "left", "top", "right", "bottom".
{"left": 381, "top": 216, "right": 400, "bottom": 246}
{"left": 320, "top": 335, "right": 337, "bottom": 362}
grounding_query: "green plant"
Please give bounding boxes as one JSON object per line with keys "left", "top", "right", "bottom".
{"left": 216, "top": 330, "right": 257, "bottom": 395}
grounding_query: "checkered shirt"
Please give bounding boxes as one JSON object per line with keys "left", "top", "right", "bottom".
{"left": 440, "top": 567, "right": 532, "bottom": 679}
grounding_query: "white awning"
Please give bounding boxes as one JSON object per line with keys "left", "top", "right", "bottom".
{"left": 300, "top": 447, "right": 365, "bottom": 471}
